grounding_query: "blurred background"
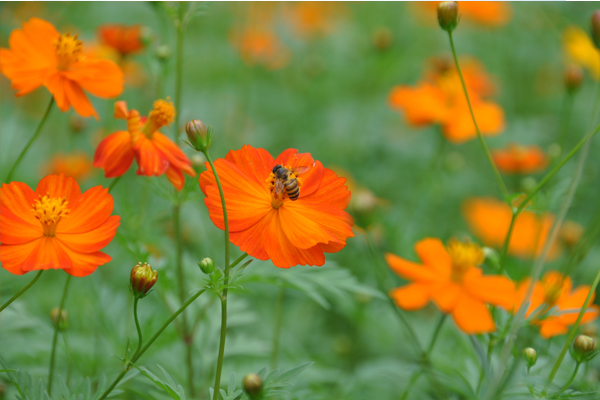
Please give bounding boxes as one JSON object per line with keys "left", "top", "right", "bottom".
{"left": 1, "top": 2, "right": 600, "bottom": 399}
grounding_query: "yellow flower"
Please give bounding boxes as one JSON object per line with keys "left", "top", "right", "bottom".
{"left": 563, "top": 26, "right": 600, "bottom": 80}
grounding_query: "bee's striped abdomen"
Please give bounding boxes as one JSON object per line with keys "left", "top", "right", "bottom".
{"left": 285, "top": 179, "right": 300, "bottom": 200}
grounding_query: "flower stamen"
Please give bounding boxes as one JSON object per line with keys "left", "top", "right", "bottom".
{"left": 32, "top": 194, "right": 70, "bottom": 236}
{"left": 446, "top": 238, "right": 484, "bottom": 282}
{"left": 54, "top": 33, "right": 83, "bottom": 70}
{"left": 142, "top": 98, "right": 175, "bottom": 138}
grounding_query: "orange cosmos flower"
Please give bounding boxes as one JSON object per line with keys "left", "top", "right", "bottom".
{"left": 282, "top": 2, "right": 345, "bottom": 39}
{"left": 0, "top": 18, "right": 123, "bottom": 119}
{"left": 231, "top": 27, "right": 291, "bottom": 70}
{"left": 492, "top": 143, "right": 548, "bottom": 175}
{"left": 43, "top": 152, "right": 93, "bottom": 182}
{"left": 388, "top": 57, "right": 504, "bottom": 144}
{"left": 98, "top": 24, "right": 144, "bottom": 57}
{"left": 0, "top": 174, "right": 120, "bottom": 277}
{"left": 93, "top": 99, "right": 195, "bottom": 190}
{"left": 198, "top": 145, "right": 354, "bottom": 268}
{"left": 462, "top": 197, "right": 562, "bottom": 261}
{"left": 515, "top": 271, "right": 599, "bottom": 338}
{"left": 563, "top": 26, "right": 600, "bottom": 80}
{"left": 415, "top": 1, "right": 512, "bottom": 27}
{"left": 387, "top": 238, "right": 515, "bottom": 334}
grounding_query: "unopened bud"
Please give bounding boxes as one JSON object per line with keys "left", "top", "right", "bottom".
{"left": 592, "top": 11, "right": 600, "bottom": 49}
{"left": 199, "top": 257, "right": 215, "bottom": 274}
{"left": 185, "top": 119, "right": 211, "bottom": 152}
{"left": 130, "top": 262, "right": 158, "bottom": 299}
{"left": 372, "top": 27, "right": 393, "bottom": 51}
{"left": 523, "top": 347, "right": 537, "bottom": 368}
{"left": 573, "top": 334, "right": 596, "bottom": 362}
{"left": 50, "top": 307, "right": 69, "bottom": 331}
{"left": 140, "top": 26, "right": 154, "bottom": 46}
{"left": 155, "top": 44, "right": 171, "bottom": 61}
{"left": 243, "top": 374, "right": 263, "bottom": 398}
{"left": 565, "top": 65, "right": 584, "bottom": 94}
{"left": 438, "top": 2, "right": 459, "bottom": 33}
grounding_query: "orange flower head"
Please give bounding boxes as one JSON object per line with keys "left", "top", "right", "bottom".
{"left": 98, "top": 24, "right": 144, "bottom": 56}
{"left": 463, "top": 197, "right": 562, "bottom": 261}
{"left": 283, "top": 2, "right": 344, "bottom": 38}
{"left": 231, "top": 27, "right": 291, "bottom": 70}
{"left": 560, "top": 220, "right": 584, "bottom": 249}
{"left": 386, "top": 237, "right": 515, "bottom": 334}
{"left": 515, "top": 271, "right": 600, "bottom": 338}
{"left": 415, "top": 2, "right": 512, "bottom": 27}
{"left": 198, "top": 145, "right": 354, "bottom": 268}
{"left": 0, "top": 174, "right": 120, "bottom": 277}
{"left": 0, "top": 18, "right": 124, "bottom": 119}
{"left": 93, "top": 99, "right": 194, "bottom": 190}
{"left": 492, "top": 143, "right": 548, "bottom": 175}
{"left": 43, "top": 152, "right": 93, "bottom": 182}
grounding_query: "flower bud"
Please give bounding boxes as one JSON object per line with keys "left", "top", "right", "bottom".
{"left": 523, "top": 347, "right": 537, "bottom": 368}
{"left": 243, "top": 373, "right": 263, "bottom": 398}
{"left": 185, "top": 119, "right": 211, "bottom": 152}
{"left": 50, "top": 307, "right": 69, "bottom": 331}
{"left": 591, "top": 11, "right": 600, "bottom": 49}
{"left": 130, "top": 262, "right": 158, "bottom": 299}
{"left": 372, "top": 27, "right": 393, "bottom": 51}
{"left": 198, "top": 257, "right": 215, "bottom": 274}
{"left": 573, "top": 334, "right": 596, "bottom": 362}
{"left": 155, "top": 44, "right": 171, "bottom": 61}
{"left": 438, "top": 2, "right": 459, "bottom": 33}
{"left": 565, "top": 65, "right": 584, "bottom": 94}
{"left": 140, "top": 26, "right": 154, "bottom": 46}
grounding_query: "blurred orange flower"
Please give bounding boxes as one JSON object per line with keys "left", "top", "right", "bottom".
{"left": 387, "top": 238, "right": 515, "bottom": 334}
{"left": 415, "top": 1, "right": 512, "bottom": 27}
{"left": 462, "top": 197, "right": 562, "bottom": 261}
{"left": 98, "top": 24, "right": 144, "bottom": 57}
{"left": 0, "top": 174, "right": 120, "bottom": 277}
{"left": 388, "top": 57, "right": 504, "bottom": 143}
{"left": 198, "top": 145, "right": 354, "bottom": 268}
{"left": 492, "top": 143, "right": 548, "bottom": 174}
{"left": 231, "top": 27, "right": 291, "bottom": 70}
{"left": 515, "top": 271, "right": 599, "bottom": 338}
{"left": 282, "top": 2, "right": 344, "bottom": 38}
{"left": 0, "top": 18, "right": 123, "bottom": 119}
{"left": 84, "top": 42, "right": 147, "bottom": 88}
{"left": 563, "top": 26, "right": 600, "bottom": 80}
{"left": 43, "top": 152, "right": 93, "bottom": 182}
{"left": 93, "top": 99, "right": 195, "bottom": 190}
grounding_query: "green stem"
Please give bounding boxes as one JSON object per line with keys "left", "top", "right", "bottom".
{"left": 0, "top": 270, "right": 43, "bottom": 312}
{"left": 427, "top": 314, "right": 446, "bottom": 354}
{"left": 557, "top": 92, "right": 574, "bottom": 154}
{"left": 498, "top": 213, "right": 517, "bottom": 275}
{"left": 47, "top": 274, "right": 72, "bottom": 395}
{"left": 133, "top": 298, "right": 143, "bottom": 359}
{"left": 203, "top": 150, "right": 231, "bottom": 400}
{"left": 108, "top": 176, "right": 122, "bottom": 193}
{"left": 545, "top": 267, "right": 600, "bottom": 390}
{"left": 230, "top": 253, "right": 249, "bottom": 270}
{"left": 447, "top": 31, "right": 509, "bottom": 201}
{"left": 4, "top": 97, "right": 54, "bottom": 183}
{"left": 173, "top": 2, "right": 184, "bottom": 143}
{"left": 97, "top": 288, "right": 208, "bottom": 400}
{"left": 399, "top": 370, "right": 423, "bottom": 400}
{"left": 270, "top": 284, "right": 285, "bottom": 369}
{"left": 556, "top": 362, "right": 581, "bottom": 395}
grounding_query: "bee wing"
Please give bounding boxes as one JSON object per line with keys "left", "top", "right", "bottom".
{"left": 274, "top": 179, "right": 284, "bottom": 194}
{"left": 291, "top": 166, "right": 310, "bottom": 175}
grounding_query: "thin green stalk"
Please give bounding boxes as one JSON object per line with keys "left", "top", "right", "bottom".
{"left": 0, "top": 270, "right": 43, "bottom": 312}
{"left": 47, "top": 275, "right": 72, "bottom": 395}
{"left": 203, "top": 150, "right": 231, "bottom": 400}
{"left": 108, "top": 176, "right": 122, "bottom": 193}
{"left": 545, "top": 267, "right": 600, "bottom": 391}
{"left": 270, "top": 284, "right": 286, "bottom": 369}
{"left": 427, "top": 314, "right": 446, "bottom": 354}
{"left": 447, "top": 31, "right": 509, "bottom": 201}
{"left": 173, "top": 2, "right": 185, "bottom": 143}
{"left": 498, "top": 213, "right": 517, "bottom": 274}
{"left": 230, "top": 253, "right": 249, "bottom": 270}
{"left": 4, "top": 97, "right": 54, "bottom": 183}
{"left": 556, "top": 362, "right": 581, "bottom": 395}
{"left": 399, "top": 370, "right": 423, "bottom": 400}
{"left": 557, "top": 92, "right": 574, "bottom": 154}
{"left": 133, "top": 298, "right": 143, "bottom": 359}
{"left": 97, "top": 288, "right": 208, "bottom": 400}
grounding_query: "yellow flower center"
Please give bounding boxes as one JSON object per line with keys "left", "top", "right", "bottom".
{"left": 446, "top": 238, "right": 485, "bottom": 282}
{"left": 54, "top": 33, "right": 83, "bottom": 70}
{"left": 32, "top": 194, "right": 70, "bottom": 237}
{"left": 142, "top": 98, "right": 176, "bottom": 138}
{"left": 266, "top": 165, "right": 303, "bottom": 209}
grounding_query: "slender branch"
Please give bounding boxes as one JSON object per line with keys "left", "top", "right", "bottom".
{"left": 47, "top": 275, "right": 72, "bottom": 395}
{"left": 108, "top": 176, "right": 122, "bottom": 193}
{"left": 4, "top": 97, "right": 54, "bottom": 183}
{"left": 427, "top": 314, "right": 446, "bottom": 354}
{"left": 173, "top": 2, "right": 185, "bottom": 143}
{"left": 133, "top": 298, "right": 143, "bottom": 359}
{"left": 270, "top": 284, "right": 285, "bottom": 369}
{"left": 0, "top": 270, "right": 44, "bottom": 312}
{"left": 557, "top": 92, "right": 574, "bottom": 155}
{"left": 203, "top": 150, "right": 231, "bottom": 400}
{"left": 556, "top": 362, "right": 581, "bottom": 396}
{"left": 97, "top": 288, "right": 208, "bottom": 400}
{"left": 447, "top": 31, "right": 509, "bottom": 200}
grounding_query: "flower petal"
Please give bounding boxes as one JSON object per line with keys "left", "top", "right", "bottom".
{"left": 21, "top": 236, "right": 72, "bottom": 272}
{"left": 57, "top": 215, "right": 119, "bottom": 253}
{"left": 431, "top": 282, "right": 461, "bottom": 312}
{"left": 93, "top": 130, "right": 135, "bottom": 177}
{"left": 0, "top": 239, "right": 42, "bottom": 275}
{"left": 463, "top": 269, "right": 516, "bottom": 310}
{"left": 64, "top": 58, "right": 123, "bottom": 98}
{"left": 300, "top": 165, "right": 349, "bottom": 208}
{"left": 58, "top": 243, "right": 112, "bottom": 277}
{"left": 385, "top": 252, "right": 438, "bottom": 282}
{"left": 278, "top": 204, "right": 341, "bottom": 249}
{"left": 414, "top": 238, "right": 452, "bottom": 277}
{"left": 224, "top": 145, "right": 275, "bottom": 186}
{"left": 451, "top": 292, "right": 496, "bottom": 334}
{"left": 0, "top": 181, "right": 41, "bottom": 243}
{"left": 151, "top": 132, "right": 195, "bottom": 176}
{"left": 63, "top": 78, "right": 98, "bottom": 119}
{"left": 133, "top": 135, "right": 169, "bottom": 176}
{"left": 35, "top": 174, "right": 81, "bottom": 204}
{"left": 539, "top": 319, "right": 568, "bottom": 339}
{"left": 390, "top": 283, "right": 432, "bottom": 310}
{"left": 58, "top": 186, "right": 114, "bottom": 234}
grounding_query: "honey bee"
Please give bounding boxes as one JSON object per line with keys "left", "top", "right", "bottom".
{"left": 272, "top": 164, "right": 310, "bottom": 201}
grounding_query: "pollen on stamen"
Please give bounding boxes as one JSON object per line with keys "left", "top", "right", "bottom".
{"left": 149, "top": 98, "right": 176, "bottom": 128}
{"left": 54, "top": 33, "right": 83, "bottom": 70}
{"left": 32, "top": 194, "right": 70, "bottom": 236}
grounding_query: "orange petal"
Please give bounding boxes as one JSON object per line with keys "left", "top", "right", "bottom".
{"left": 279, "top": 203, "right": 350, "bottom": 249}
{"left": 0, "top": 181, "right": 41, "bottom": 243}
{"left": 300, "top": 165, "right": 349, "bottom": 208}
{"left": 463, "top": 269, "right": 516, "bottom": 310}
{"left": 414, "top": 238, "right": 452, "bottom": 277}
{"left": 151, "top": 132, "right": 195, "bottom": 176}
{"left": 57, "top": 215, "right": 119, "bottom": 253}
{"left": 133, "top": 135, "right": 169, "bottom": 176}
{"left": 35, "top": 174, "right": 81, "bottom": 204}
{"left": 390, "top": 283, "right": 431, "bottom": 310}
{"left": 384, "top": 252, "right": 438, "bottom": 282}
{"left": 431, "top": 282, "right": 461, "bottom": 312}
{"left": 388, "top": 83, "right": 448, "bottom": 126}
{"left": 45, "top": 72, "right": 69, "bottom": 111}
{"left": 451, "top": 293, "right": 496, "bottom": 334}
{"left": 443, "top": 99, "right": 504, "bottom": 144}
{"left": 538, "top": 318, "right": 569, "bottom": 338}
{"left": 223, "top": 144, "right": 275, "bottom": 187}
{"left": 65, "top": 58, "right": 123, "bottom": 98}
{"left": 63, "top": 78, "right": 98, "bottom": 119}
{"left": 59, "top": 244, "right": 112, "bottom": 277}
{"left": 165, "top": 165, "right": 185, "bottom": 190}
{"left": 58, "top": 186, "right": 114, "bottom": 234}
{"left": 21, "top": 236, "right": 72, "bottom": 272}
{"left": 0, "top": 239, "right": 42, "bottom": 275}
{"left": 93, "top": 130, "right": 135, "bottom": 177}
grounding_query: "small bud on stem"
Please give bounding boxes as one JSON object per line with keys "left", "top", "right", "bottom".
{"left": 199, "top": 257, "right": 215, "bottom": 274}
{"left": 573, "top": 334, "right": 597, "bottom": 363}
{"left": 523, "top": 347, "right": 538, "bottom": 369}
{"left": 130, "top": 262, "right": 158, "bottom": 299}
{"left": 565, "top": 65, "right": 583, "bottom": 95}
{"left": 50, "top": 307, "right": 69, "bottom": 331}
{"left": 243, "top": 374, "right": 263, "bottom": 398}
{"left": 591, "top": 10, "right": 600, "bottom": 49}
{"left": 185, "top": 119, "right": 212, "bottom": 152}
{"left": 438, "top": 1, "right": 459, "bottom": 33}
